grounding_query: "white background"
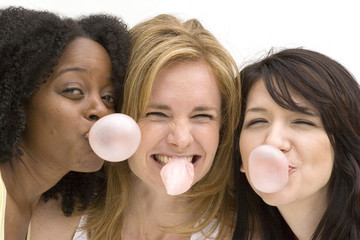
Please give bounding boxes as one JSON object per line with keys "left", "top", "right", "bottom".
{"left": 1, "top": 0, "right": 359, "bottom": 81}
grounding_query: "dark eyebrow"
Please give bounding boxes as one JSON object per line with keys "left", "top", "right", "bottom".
{"left": 246, "top": 106, "right": 319, "bottom": 117}
{"left": 297, "top": 107, "right": 319, "bottom": 117}
{"left": 245, "top": 107, "right": 266, "bottom": 114}
{"left": 54, "top": 67, "right": 88, "bottom": 79}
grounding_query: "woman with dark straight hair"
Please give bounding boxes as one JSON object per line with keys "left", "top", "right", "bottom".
{"left": 233, "top": 48, "right": 360, "bottom": 240}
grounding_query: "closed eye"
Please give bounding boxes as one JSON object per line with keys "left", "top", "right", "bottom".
{"left": 145, "top": 112, "right": 168, "bottom": 118}
{"left": 244, "top": 118, "right": 268, "bottom": 128}
{"left": 293, "top": 119, "right": 316, "bottom": 126}
{"left": 191, "top": 113, "right": 216, "bottom": 124}
{"left": 192, "top": 114, "right": 214, "bottom": 119}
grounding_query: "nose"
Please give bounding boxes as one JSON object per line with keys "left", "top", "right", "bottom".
{"left": 85, "top": 96, "right": 112, "bottom": 121}
{"left": 264, "top": 123, "right": 291, "bottom": 152}
{"left": 167, "top": 120, "right": 194, "bottom": 150}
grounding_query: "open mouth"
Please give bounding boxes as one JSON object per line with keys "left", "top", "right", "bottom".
{"left": 153, "top": 155, "right": 200, "bottom": 165}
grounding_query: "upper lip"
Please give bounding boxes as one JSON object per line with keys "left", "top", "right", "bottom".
{"left": 288, "top": 162, "right": 297, "bottom": 168}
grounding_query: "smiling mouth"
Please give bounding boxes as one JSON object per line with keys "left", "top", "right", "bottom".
{"left": 153, "top": 155, "right": 200, "bottom": 165}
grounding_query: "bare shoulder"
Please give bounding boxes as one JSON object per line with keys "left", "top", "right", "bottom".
{"left": 30, "top": 199, "right": 81, "bottom": 240}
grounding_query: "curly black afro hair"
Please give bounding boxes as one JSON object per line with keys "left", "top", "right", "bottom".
{"left": 0, "top": 6, "right": 130, "bottom": 215}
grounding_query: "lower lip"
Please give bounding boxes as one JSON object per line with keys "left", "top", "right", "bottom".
{"left": 288, "top": 166, "right": 295, "bottom": 173}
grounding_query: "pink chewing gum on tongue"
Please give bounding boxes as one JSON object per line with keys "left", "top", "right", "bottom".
{"left": 160, "top": 158, "right": 195, "bottom": 196}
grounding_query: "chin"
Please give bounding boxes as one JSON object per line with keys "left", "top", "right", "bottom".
{"left": 77, "top": 158, "right": 105, "bottom": 172}
{"left": 257, "top": 191, "right": 290, "bottom": 207}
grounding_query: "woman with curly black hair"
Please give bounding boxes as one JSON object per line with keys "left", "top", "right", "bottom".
{"left": 0, "top": 6, "right": 130, "bottom": 239}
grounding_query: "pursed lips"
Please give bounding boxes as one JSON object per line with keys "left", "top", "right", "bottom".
{"left": 85, "top": 132, "right": 90, "bottom": 141}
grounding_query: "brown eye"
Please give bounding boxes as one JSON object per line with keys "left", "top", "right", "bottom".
{"left": 62, "top": 88, "right": 84, "bottom": 100}
{"left": 102, "top": 94, "right": 115, "bottom": 103}
{"left": 64, "top": 88, "right": 82, "bottom": 94}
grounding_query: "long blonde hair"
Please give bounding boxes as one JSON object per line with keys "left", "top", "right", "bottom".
{"left": 85, "top": 14, "right": 240, "bottom": 239}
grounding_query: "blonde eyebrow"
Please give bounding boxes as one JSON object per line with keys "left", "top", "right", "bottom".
{"left": 148, "top": 104, "right": 170, "bottom": 110}
{"left": 193, "top": 106, "right": 219, "bottom": 112}
{"left": 148, "top": 104, "right": 219, "bottom": 113}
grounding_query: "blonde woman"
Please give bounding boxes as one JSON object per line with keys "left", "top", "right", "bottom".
{"left": 82, "top": 14, "right": 240, "bottom": 239}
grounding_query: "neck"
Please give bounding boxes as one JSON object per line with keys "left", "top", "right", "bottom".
{"left": 0, "top": 144, "right": 70, "bottom": 239}
{"left": 277, "top": 186, "right": 328, "bottom": 240}
{"left": 1, "top": 147, "right": 67, "bottom": 210}
{"left": 121, "top": 174, "right": 192, "bottom": 240}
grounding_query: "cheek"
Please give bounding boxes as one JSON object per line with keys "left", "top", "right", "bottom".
{"left": 239, "top": 136, "right": 252, "bottom": 173}
{"left": 127, "top": 123, "right": 157, "bottom": 172}
{"left": 203, "top": 131, "right": 220, "bottom": 162}
{"left": 210, "top": 131, "right": 220, "bottom": 154}
{"left": 205, "top": 123, "right": 220, "bottom": 147}
{"left": 314, "top": 137, "right": 334, "bottom": 177}
{"left": 127, "top": 149, "right": 147, "bottom": 180}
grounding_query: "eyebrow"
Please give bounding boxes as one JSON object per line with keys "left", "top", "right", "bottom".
{"left": 148, "top": 104, "right": 219, "bottom": 112}
{"left": 245, "top": 107, "right": 266, "bottom": 114}
{"left": 193, "top": 106, "right": 219, "bottom": 112}
{"left": 148, "top": 104, "right": 170, "bottom": 110}
{"left": 246, "top": 106, "right": 319, "bottom": 117}
{"left": 54, "top": 67, "right": 88, "bottom": 79}
{"left": 297, "top": 107, "right": 319, "bottom": 116}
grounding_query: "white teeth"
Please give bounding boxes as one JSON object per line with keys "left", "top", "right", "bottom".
{"left": 155, "top": 155, "right": 193, "bottom": 165}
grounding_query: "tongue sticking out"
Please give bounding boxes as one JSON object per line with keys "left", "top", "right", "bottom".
{"left": 160, "top": 157, "right": 195, "bottom": 196}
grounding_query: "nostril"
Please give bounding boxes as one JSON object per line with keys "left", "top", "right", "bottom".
{"left": 89, "top": 115, "right": 99, "bottom": 121}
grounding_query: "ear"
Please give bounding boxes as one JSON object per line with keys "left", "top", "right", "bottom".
{"left": 240, "top": 164, "right": 245, "bottom": 173}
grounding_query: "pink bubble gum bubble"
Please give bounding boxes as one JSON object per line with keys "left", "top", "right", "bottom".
{"left": 160, "top": 158, "right": 195, "bottom": 196}
{"left": 248, "top": 145, "right": 288, "bottom": 193}
{"left": 88, "top": 113, "right": 141, "bottom": 162}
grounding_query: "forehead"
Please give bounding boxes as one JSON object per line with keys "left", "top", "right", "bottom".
{"left": 247, "top": 79, "right": 317, "bottom": 113}
{"left": 151, "top": 60, "right": 219, "bottom": 96}
{"left": 56, "top": 37, "right": 111, "bottom": 68}
{"left": 145, "top": 60, "right": 221, "bottom": 112}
